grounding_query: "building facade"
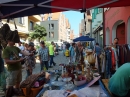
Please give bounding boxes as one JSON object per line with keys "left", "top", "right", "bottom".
{"left": 92, "top": 8, "right": 103, "bottom": 47}
{"left": 84, "top": 11, "right": 92, "bottom": 36}
{"left": 70, "top": 30, "right": 74, "bottom": 42}
{"left": 79, "top": 11, "right": 92, "bottom": 36}
{"left": 79, "top": 19, "right": 85, "bottom": 36}
{"left": 104, "top": 6, "right": 130, "bottom": 45}
{"left": 41, "top": 12, "right": 71, "bottom": 43}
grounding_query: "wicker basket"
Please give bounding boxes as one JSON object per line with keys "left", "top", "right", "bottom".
{"left": 22, "top": 85, "right": 43, "bottom": 97}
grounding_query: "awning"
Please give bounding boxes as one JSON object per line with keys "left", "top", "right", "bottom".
{"left": 73, "top": 36, "right": 95, "bottom": 42}
{"left": 0, "top": 0, "right": 129, "bottom": 19}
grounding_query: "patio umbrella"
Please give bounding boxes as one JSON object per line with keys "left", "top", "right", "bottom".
{"left": 0, "top": 0, "right": 130, "bottom": 19}
{"left": 73, "top": 36, "right": 95, "bottom": 42}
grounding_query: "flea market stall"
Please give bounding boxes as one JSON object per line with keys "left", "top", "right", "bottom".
{"left": 1, "top": 0, "right": 130, "bottom": 97}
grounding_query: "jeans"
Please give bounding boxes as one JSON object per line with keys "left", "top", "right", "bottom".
{"left": 41, "top": 61, "right": 48, "bottom": 71}
{"left": 50, "top": 55, "right": 55, "bottom": 66}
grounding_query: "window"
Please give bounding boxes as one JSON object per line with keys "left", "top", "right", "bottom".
{"left": 48, "top": 17, "right": 51, "bottom": 20}
{"left": 49, "top": 32, "right": 50, "bottom": 37}
{"left": 51, "top": 32, "right": 54, "bottom": 38}
{"left": 49, "top": 24, "right": 50, "bottom": 29}
{"left": 19, "top": 17, "right": 24, "bottom": 24}
{"left": 30, "top": 21, "right": 34, "bottom": 30}
{"left": 48, "top": 13, "right": 52, "bottom": 20}
{"left": 51, "top": 24, "right": 54, "bottom": 30}
{"left": 98, "top": 8, "right": 102, "bottom": 13}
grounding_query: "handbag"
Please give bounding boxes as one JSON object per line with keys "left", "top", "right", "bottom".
{"left": 86, "top": 53, "right": 95, "bottom": 64}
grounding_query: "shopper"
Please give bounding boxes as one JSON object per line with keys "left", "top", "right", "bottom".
{"left": 69, "top": 43, "right": 76, "bottom": 63}
{"left": 108, "top": 63, "right": 130, "bottom": 97}
{"left": 2, "top": 39, "right": 33, "bottom": 96}
{"left": 24, "top": 42, "right": 36, "bottom": 78}
{"left": 94, "top": 43, "right": 102, "bottom": 56}
{"left": 38, "top": 41, "right": 49, "bottom": 71}
{"left": 49, "top": 41, "right": 56, "bottom": 68}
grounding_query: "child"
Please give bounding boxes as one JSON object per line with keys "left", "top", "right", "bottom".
{"left": 25, "top": 42, "right": 36, "bottom": 79}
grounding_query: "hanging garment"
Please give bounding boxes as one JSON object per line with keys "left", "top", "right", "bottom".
{"left": 95, "top": 54, "right": 98, "bottom": 69}
{"left": 111, "top": 47, "right": 118, "bottom": 70}
{"left": 105, "top": 49, "right": 112, "bottom": 78}
{"left": 125, "top": 44, "right": 130, "bottom": 62}
{"left": 0, "top": 23, "right": 10, "bottom": 48}
{"left": 118, "top": 46, "right": 125, "bottom": 67}
{"left": 109, "top": 48, "right": 116, "bottom": 71}
{"left": 123, "top": 45, "right": 127, "bottom": 63}
{"left": 7, "top": 30, "right": 20, "bottom": 43}
{"left": 100, "top": 52, "right": 106, "bottom": 73}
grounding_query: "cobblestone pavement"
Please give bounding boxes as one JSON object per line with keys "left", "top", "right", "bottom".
{"left": 22, "top": 51, "right": 68, "bottom": 80}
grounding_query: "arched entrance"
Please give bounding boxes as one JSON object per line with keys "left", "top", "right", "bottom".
{"left": 106, "top": 28, "right": 110, "bottom": 45}
{"left": 127, "top": 17, "right": 130, "bottom": 44}
{"left": 112, "top": 20, "right": 125, "bottom": 44}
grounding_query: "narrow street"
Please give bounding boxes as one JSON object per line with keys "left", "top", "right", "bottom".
{"left": 22, "top": 51, "right": 68, "bottom": 81}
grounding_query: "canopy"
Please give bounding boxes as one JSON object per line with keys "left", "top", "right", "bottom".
{"left": 0, "top": 0, "right": 130, "bottom": 19}
{"left": 0, "top": 0, "right": 18, "bottom": 4}
{"left": 73, "top": 36, "right": 95, "bottom": 42}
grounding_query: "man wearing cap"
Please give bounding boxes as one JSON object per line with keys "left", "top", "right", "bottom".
{"left": 49, "top": 41, "right": 56, "bottom": 68}
{"left": 38, "top": 41, "right": 49, "bottom": 71}
{"left": 2, "top": 37, "right": 33, "bottom": 96}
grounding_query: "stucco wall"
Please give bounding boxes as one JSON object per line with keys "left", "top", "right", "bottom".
{"left": 105, "top": 6, "right": 130, "bottom": 44}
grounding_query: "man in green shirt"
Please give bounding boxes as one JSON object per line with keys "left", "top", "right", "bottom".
{"left": 49, "top": 41, "right": 56, "bottom": 68}
{"left": 108, "top": 63, "right": 130, "bottom": 97}
{"left": 2, "top": 40, "right": 32, "bottom": 96}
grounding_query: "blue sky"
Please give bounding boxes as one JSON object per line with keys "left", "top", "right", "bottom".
{"left": 63, "top": 11, "right": 83, "bottom": 35}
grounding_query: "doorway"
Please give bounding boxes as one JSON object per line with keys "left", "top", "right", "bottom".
{"left": 116, "top": 23, "right": 125, "bottom": 44}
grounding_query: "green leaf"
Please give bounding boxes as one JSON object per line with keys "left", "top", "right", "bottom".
{"left": 29, "top": 24, "right": 47, "bottom": 41}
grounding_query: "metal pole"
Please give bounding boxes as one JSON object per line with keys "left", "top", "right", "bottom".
{"left": 103, "top": 8, "right": 105, "bottom": 47}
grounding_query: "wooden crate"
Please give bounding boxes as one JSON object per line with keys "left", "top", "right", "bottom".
{"left": 102, "top": 79, "right": 114, "bottom": 97}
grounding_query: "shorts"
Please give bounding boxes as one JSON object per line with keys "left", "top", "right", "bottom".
{"left": 6, "top": 70, "right": 22, "bottom": 87}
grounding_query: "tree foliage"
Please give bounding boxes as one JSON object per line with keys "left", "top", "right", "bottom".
{"left": 29, "top": 24, "right": 47, "bottom": 41}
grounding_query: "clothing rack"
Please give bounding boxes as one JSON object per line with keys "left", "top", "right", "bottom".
{"left": 105, "top": 44, "right": 124, "bottom": 46}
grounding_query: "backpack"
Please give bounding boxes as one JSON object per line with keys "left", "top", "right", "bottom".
{"left": 65, "top": 49, "right": 70, "bottom": 57}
